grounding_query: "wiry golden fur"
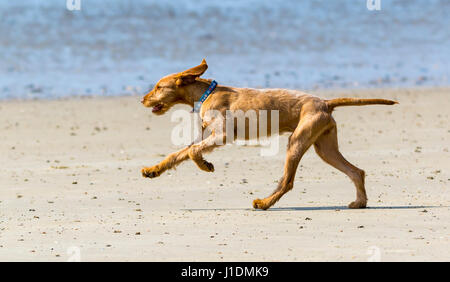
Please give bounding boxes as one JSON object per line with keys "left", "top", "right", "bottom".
{"left": 141, "top": 59, "right": 397, "bottom": 210}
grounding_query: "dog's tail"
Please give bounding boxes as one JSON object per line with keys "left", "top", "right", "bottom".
{"left": 326, "top": 98, "right": 398, "bottom": 113}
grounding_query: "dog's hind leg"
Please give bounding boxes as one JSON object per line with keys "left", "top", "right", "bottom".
{"left": 313, "top": 123, "right": 367, "bottom": 209}
{"left": 253, "top": 112, "right": 332, "bottom": 210}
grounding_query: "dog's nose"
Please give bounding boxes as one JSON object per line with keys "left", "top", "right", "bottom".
{"left": 141, "top": 99, "right": 145, "bottom": 104}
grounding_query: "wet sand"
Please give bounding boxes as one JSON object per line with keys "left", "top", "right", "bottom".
{"left": 0, "top": 87, "right": 449, "bottom": 261}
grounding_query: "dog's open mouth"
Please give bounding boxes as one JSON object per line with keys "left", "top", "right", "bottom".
{"left": 152, "top": 104, "right": 164, "bottom": 113}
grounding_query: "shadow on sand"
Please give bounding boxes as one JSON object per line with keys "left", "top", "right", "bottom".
{"left": 181, "top": 205, "right": 443, "bottom": 212}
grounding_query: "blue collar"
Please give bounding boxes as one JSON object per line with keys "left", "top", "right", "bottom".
{"left": 193, "top": 80, "right": 218, "bottom": 113}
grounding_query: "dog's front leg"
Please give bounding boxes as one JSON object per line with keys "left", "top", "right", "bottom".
{"left": 142, "top": 146, "right": 191, "bottom": 178}
{"left": 142, "top": 131, "right": 225, "bottom": 178}
{"left": 187, "top": 131, "right": 225, "bottom": 173}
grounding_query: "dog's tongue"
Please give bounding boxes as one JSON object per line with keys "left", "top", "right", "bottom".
{"left": 152, "top": 104, "right": 163, "bottom": 112}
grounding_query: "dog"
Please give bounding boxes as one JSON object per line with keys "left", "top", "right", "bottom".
{"left": 141, "top": 59, "right": 397, "bottom": 210}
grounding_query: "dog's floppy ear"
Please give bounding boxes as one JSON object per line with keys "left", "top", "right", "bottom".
{"left": 176, "top": 59, "right": 208, "bottom": 86}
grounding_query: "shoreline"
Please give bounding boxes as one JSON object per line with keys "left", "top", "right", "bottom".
{"left": 1, "top": 85, "right": 449, "bottom": 103}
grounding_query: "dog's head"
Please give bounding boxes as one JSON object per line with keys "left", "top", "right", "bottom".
{"left": 141, "top": 59, "right": 208, "bottom": 115}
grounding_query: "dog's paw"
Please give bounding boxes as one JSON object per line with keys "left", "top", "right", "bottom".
{"left": 348, "top": 200, "right": 367, "bottom": 209}
{"left": 142, "top": 167, "right": 161, "bottom": 178}
{"left": 196, "top": 160, "right": 214, "bottom": 172}
{"left": 202, "top": 160, "right": 215, "bottom": 172}
{"left": 252, "top": 198, "right": 269, "bottom": 210}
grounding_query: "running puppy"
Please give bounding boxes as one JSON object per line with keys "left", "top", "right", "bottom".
{"left": 141, "top": 59, "right": 397, "bottom": 210}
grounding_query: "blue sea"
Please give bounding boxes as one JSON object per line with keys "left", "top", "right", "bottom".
{"left": 0, "top": 0, "right": 449, "bottom": 99}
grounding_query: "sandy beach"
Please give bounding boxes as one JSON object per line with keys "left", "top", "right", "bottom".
{"left": 0, "top": 87, "right": 449, "bottom": 261}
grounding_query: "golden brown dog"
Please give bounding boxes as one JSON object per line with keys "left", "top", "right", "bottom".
{"left": 141, "top": 59, "right": 397, "bottom": 210}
